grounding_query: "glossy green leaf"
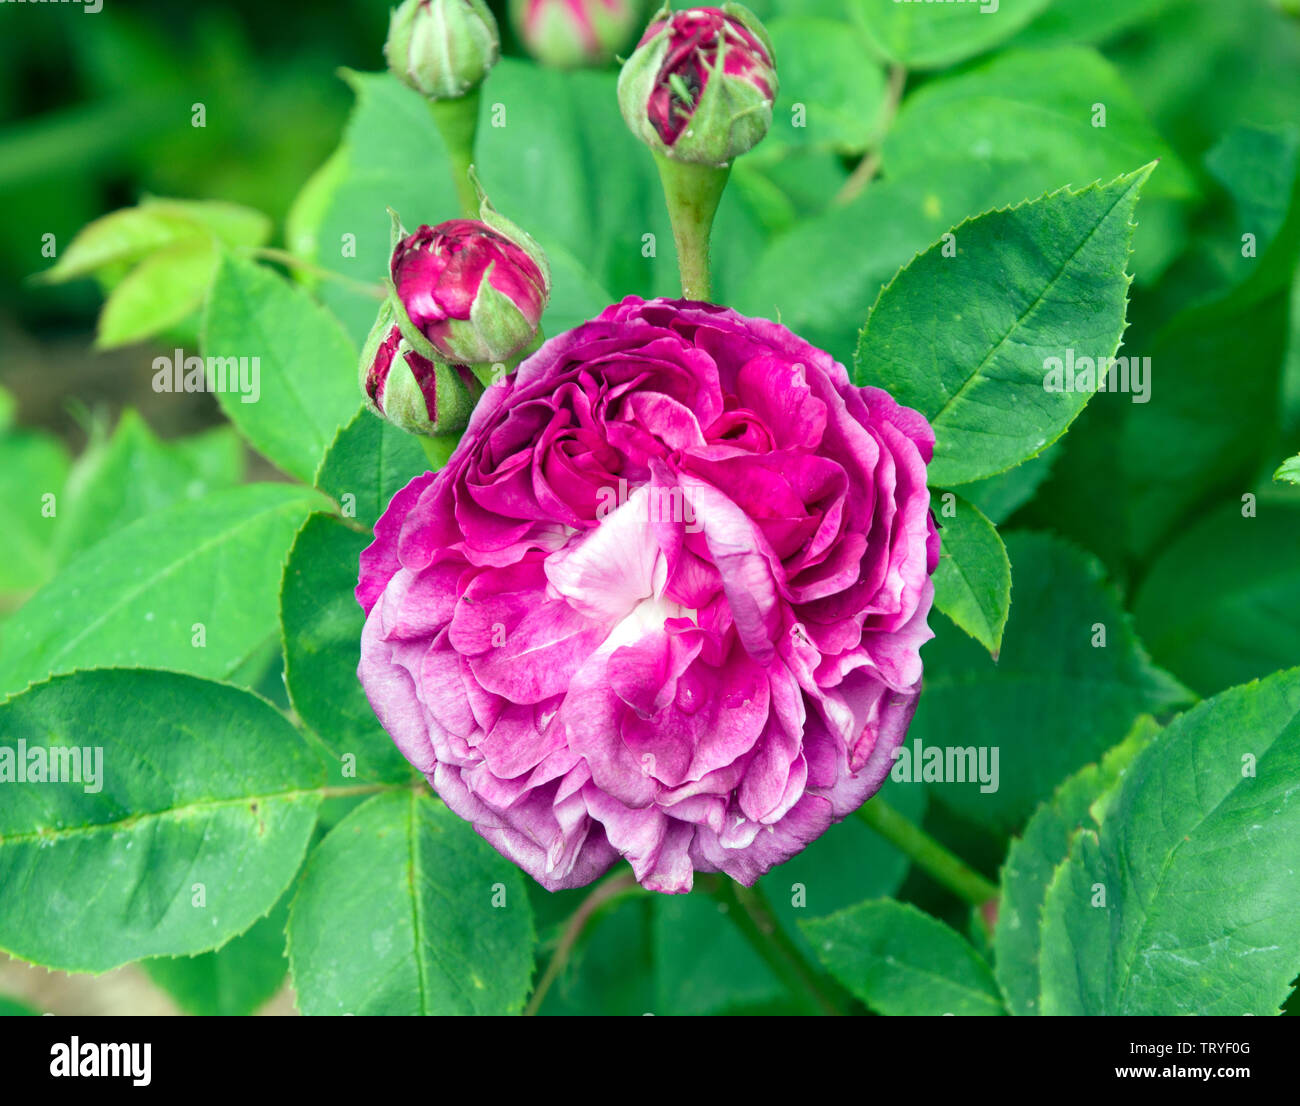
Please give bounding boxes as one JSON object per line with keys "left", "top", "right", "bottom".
{"left": 1039, "top": 669, "right": 1300, "bottom": 1015}
{"left": 54, "top": 412, "right": 244, "bottom": 565}
{"left": 994, "top": 716, "right": 1159, "bottom": 1015}
{"left": 96, "top": 237, "right": 219, "bottom": 349}
{"left": 287, "top": 790, "right": 535, "bottom": 1015}
{"left": 0, "top": 429, "right": 70, "bottom": 597}
{"left": 908, "top": 532, "right": 1190, "bottom": 833}
{"left": 883, "top": 48, "right": 1193, "bottom": 199}
{"left": 202, "top": 254, "right": 360, "bottom": 483}
{"left": 856, "top": 166, "right": 1151, "bottom": 486}
{"left": 280, "top": 513, "right": 414, "bottom": 785}
{"left": 143, "top": 893, "right": 290, "bottom": 1016}
{"left": 764, "top": 18, "right": 887, "bottom": 154}
{"left": 1276, "top": 454, "right": 1300, "bottom": 484}
{"left": 851, "top": 0, "right": 1051, "bottom": 70}
{"left": 39, "top": 197, "right": 268, "bottom": 285}
{"left": 802, "top": 899, "right": 1005, "bottom": 1015}
{"left": 932, "top": 494, "right": 1010, "bottom": 655}
{"left": 0, "top": 483, "right": 324, "bottom": 698}
{"left": 0, "top": 670, "right": 323, "bottom": 973}
{"left": 315, "top": 406, "right": 429, "bottom": 531}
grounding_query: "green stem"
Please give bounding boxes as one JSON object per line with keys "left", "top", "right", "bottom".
{"left": 430, "top": 89, "right": 482, "bottom": 217}
{"left": 419, "top": 432, "right": 459, "bottom": 471}
{"left": 653, "top": 152, "right": 730, "bottom": 302}
{"left": 523, "top": 870, "right": 645, "bottom": 1016}
{"left": 834, "top": 63, "right": 907, "bottom": 207}
{"left": 708, "top": 877, "right": 855, "bottom": 1015}
{"left": 248, "top": 248, "right": 386, "bottom": 298}
{"left": 856, "top": 798, "right": 999, "bottom": 908}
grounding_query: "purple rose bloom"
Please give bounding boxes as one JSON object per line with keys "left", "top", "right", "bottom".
{"left": 357, "top": 297, "right": 939, "bottom": 893}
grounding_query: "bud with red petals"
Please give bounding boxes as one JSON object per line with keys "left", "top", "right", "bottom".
{"left": 388, "top": 206, "right": 550, "bottom": 368}
{"left": 618, "top": 4, "right": 777, "bottom": 168}
{"left": 359, "top": 300, "right": 484, "bottom": 436}
{"left": 510, "top": 0, "right": 645, "bottom": 69}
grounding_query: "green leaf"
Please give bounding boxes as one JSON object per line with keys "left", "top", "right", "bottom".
{"left": 994, "top": 715, "right": 1159, "bottom": 1015}
{"left": 280, "top": 513, "right": 415, "bottom": 785}
{"left": 0, "top": 428, "right": 70, "bottom": 597}
{"left": 0, "top": 483, "right": 325, "bottom": 698}
{"left": 957, "top": 443, "right": 1060, "bottom": 524}
{"left": 738, "top": 158, "right": 1056, "bottom": 363}
{"left": 1011, "top": 0, "right": 1178, "bottom": 48}
{"left": 850, "top": 0, "right": 1051, "bottom": 70}
{"left": 1038, "top": 669, "right": 1300, "bottom": 1015}
{"left": 202, "top": 254, "right": 360, "bottom": 483}
{"left": 1277, "top": 454, "right": 1300, "bottom": 485}
{"left": 764, "top": 18, "right": 887, "bottom": 155}
{"left": 287, "top": 790, "right": 535, "bottom": 1015}
{"left": 855, "top": 166, "right": 1151, "bottom": 486}
{"left": 54, "top": 412, "right": 244, "bottom": 565}
{"left": 801, "top": 899, "right": 1005, "bottom": 1015}
{"left": 315, "top": 406, "right": 428, "bottom": 530}
{"left": 96, "top": 237, "right": 219, "bottom": 349}
{"left": 932, "top": 494, "right": 1011, "bottom": 655}
{"left": 1135, "top": 501, "right": 1300, "bottom": 698}
{"left": 883, "top": 48, "right": 1194, "bottom": 200}
{"left": 1029, "top": 292, "right": 1289, "bottom": 569}
{"left": 143, "top": 892, "right": 290, "bottom": 1016}
{"left": 0, "top": 997, "right": 38, "bottom": 1016}
{"left": 38, "top": 197, "right": 268, "bottom": 285}
{"left": 908, "top": 532, "right": 1190, "bottom": 833}
{"left": 0, "top": 670, "right": 323, "bottom": 973}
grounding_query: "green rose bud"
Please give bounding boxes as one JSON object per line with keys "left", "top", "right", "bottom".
{"left": 385, "top": 0, "right": 501, "bottom": 100}
{"left": 360, "top": 298, "right": 484, "bottom": 436}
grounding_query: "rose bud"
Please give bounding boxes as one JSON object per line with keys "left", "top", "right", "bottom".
{"left": 390, "top": 211, "right": 551, "bottom": 368}
{"left": 359, "top": 306, "right": 484, "bottom": 436}
{"left": 618, "top": 3, "right": 777, "bottom": 167}
{"left": 385, "top": 0, "right": 501, "bottom": 100}
{"left": 510, "top": 0, "right": 645, "bottom": 70}
{"left": 357, "top": 297, "right": 940, "bottom": 893}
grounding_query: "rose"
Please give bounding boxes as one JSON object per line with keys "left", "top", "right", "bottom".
{"left": 357, "top": 297, "right": 939, "bottom": 893}
{"left": 359, "top": 314, "right": 484, "bottom": 436}
{"left": 617, "top": 4, "right": 777, "bottom": 166}
{"left": 390, "top": 218, "right": 550, "bottom": 367}
{"left": 510, "top": 0, "right": 645, "bottom": 69}
{"left": 385, "top": 0, "right": 500, "bottom": 100}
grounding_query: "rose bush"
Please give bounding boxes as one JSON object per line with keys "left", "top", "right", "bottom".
{"left": 357, "top": 296, "right": 939, "bottom": 892}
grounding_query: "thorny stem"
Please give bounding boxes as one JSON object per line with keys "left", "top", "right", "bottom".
{"left": 430, "top": 88, "right": 482, "bottom": 218}
{"left": 835, "top": 63, "right": 907, "bottom": 206}
{"left": 856, "top": 798, "right": 999, "bottom": 910}
{"left": 523, "top": 870, "right": 645, "bottom": 1016}
{"left": 708, "top": 877, "right": 856, "bottom": 1015}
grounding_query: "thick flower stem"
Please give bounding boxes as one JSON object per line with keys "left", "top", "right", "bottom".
{"left": 709, "top": 877, "right": 855, "bottom": 1015}
{"left": 653, "top": 153, "right": 730, "bottom": 303}
{"left": 419, "top": 432, "right": 459, "bottom": 470}
{"left": 856, "top": 798, "right": 999, "bottom": 908}
{"left": 430, "top": 89, "right": 482, "bottom": 217}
